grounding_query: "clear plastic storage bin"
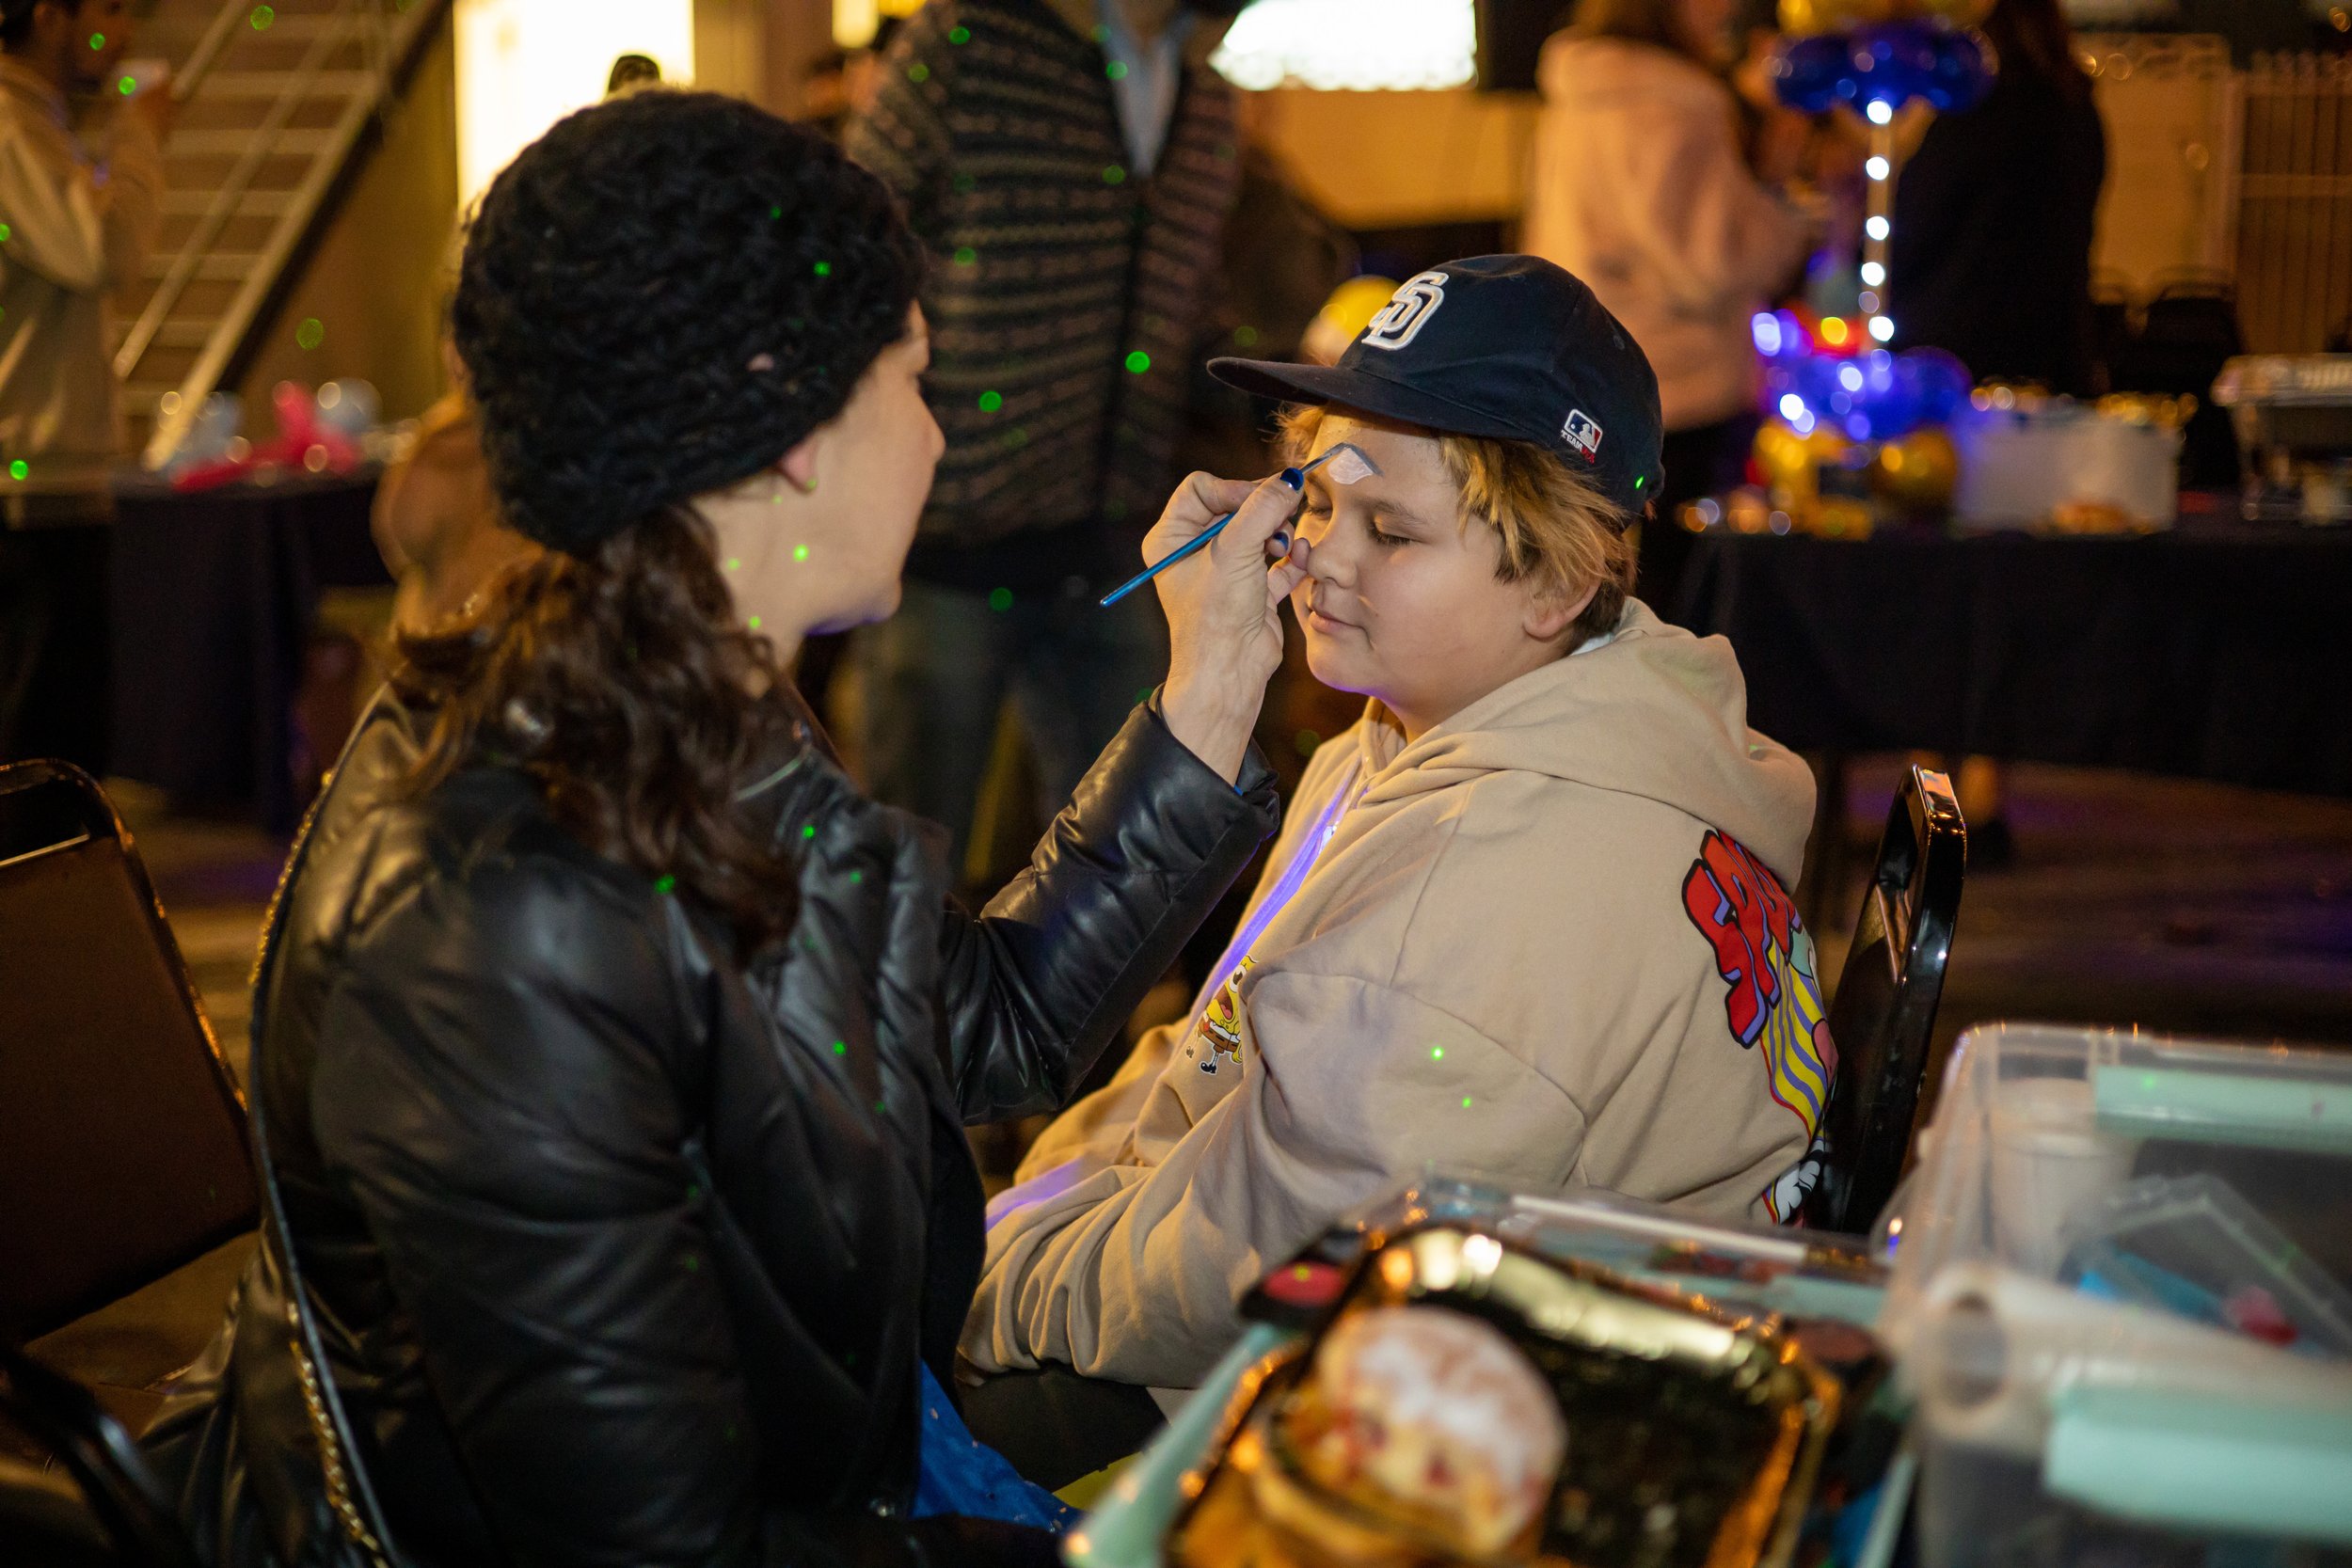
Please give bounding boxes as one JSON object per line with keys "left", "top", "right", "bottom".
{"left": 1879, "top": 1023, "right": 2352, "bottom": 1568}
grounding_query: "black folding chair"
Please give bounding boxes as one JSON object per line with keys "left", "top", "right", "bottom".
{"left": 0, "top": 1342, "right": 200, "bottom": 1568}
{"left": 1799, "top": 765, "right": 1967, "bottom": 1234}
{"left": 0, "top": 761, "right": 259, "bottom": 1432}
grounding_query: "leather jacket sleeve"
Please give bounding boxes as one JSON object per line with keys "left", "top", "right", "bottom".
{"left": 934, "top": 702, "right": 1281, "bottom": 1124}
{"left": 309, "top": 853, "right": 1056, "bottom": 1568}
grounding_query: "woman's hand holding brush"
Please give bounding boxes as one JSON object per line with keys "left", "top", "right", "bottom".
{"left": 1148, "top": 469, "right": 1314, "bottom": 784}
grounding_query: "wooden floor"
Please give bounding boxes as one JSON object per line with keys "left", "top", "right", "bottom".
{"left": 127, "top": 757, "right": 2352, "bottom": 1101}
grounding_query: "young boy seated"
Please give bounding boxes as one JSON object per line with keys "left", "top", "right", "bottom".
{"left": 962, "top": 257, "right": 1828, "bottom": 1389}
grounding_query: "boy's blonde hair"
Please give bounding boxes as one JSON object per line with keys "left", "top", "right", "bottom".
{"left": 1279, "top": 404, "right": 1636, "bottom": 648}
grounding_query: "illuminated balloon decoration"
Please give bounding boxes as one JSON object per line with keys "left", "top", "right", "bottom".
{"left": 1771, "top": 22, "right": 1994, "bottom": 115}
{"left": 1752, "top": 309, "right": 1971, "bottom": 445}
{"left": 1692, "top": 0, "right": 1996, "bottom": 535}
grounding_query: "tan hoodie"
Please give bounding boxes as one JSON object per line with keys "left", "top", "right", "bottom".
{"left": 963, "top": 603, "right": 1830, "bottom": 1388}
{"left": 0, "top": 55, "right": 162, "bottom": 514}
{"left": 1519, "top": 37, "right": 1807, "bottom": 431}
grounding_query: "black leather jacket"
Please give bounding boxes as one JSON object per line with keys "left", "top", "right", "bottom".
{"left": 153, "top": 690, "right": 1278, "bottom": 1567}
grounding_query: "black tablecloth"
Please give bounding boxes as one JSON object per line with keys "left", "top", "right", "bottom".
{"left": 110, "top": 474, "right": 387, "bottom": 831}
{"left": 1673, "top": 518, "right": 2352, "bottom": 797}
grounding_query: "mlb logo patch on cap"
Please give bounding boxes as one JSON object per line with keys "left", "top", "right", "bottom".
{"left": 1562, "top": 409, "right": 1602, "bottom": 460}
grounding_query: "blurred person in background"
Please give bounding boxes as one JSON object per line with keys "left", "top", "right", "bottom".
{"left": 371, "top": 367, "right": 536, "bottom": 634}
{"left": 0, "top": 0, "right": 161, "bottom": 774}
{"left": 844, "top": 0, "right": 1254, "bottom": 882}
{"left": 1889, "top": 0, "right": 2104, "bottom": 863}
{"left": 1521, "top": 0, "right": 1812, "bottom": 617}
{"left": 1889, "top": 0, "right": 2105, "bottom": 396}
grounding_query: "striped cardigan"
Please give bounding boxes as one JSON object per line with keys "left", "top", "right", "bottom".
{"left": 846, "top": 0, "right": 1243, "bottom": 567}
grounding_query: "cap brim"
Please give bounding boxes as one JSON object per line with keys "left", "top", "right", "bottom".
{"left": 1207, "top": 356, "right": 1529, "bottom": 446}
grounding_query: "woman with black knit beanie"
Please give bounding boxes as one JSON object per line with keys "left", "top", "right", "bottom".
{"left": 146, "top": 90, "right": 1308, "bottom": 1568}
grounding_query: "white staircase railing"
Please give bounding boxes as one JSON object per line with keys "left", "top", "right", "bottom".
{"left": 117, "top": 0, "right": 452, "bottom": 468}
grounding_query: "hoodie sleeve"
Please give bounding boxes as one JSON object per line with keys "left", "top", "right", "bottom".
{"left": 0, "top": 103, "right": 160, "bottom": 294}
{"left": 961, "top": 970, "right": 1587, "bottom": 1388}
{"left": 1607, "top": 80, "right": 1807, "bottom": 317}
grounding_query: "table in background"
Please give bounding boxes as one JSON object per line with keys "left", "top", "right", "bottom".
{"left": 1674, "top": 515, "right": 2352, "bottom": 798}
{"left": 109, "top": 472, "right": 387, "bottom": 832}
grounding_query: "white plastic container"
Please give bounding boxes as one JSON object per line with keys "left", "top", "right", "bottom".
{"left": 1949, "top": 406, "right": 2182, "bottom": 531}
{"left": 1881, "top": 1023, "right": 2352, "bottom": 1568}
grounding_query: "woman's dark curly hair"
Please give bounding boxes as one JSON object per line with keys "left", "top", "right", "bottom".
{"left": 396, "top": 90, "right": 924, "bottom": 953}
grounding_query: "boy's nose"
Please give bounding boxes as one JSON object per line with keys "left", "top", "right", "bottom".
{"left": 1296, "top": 518, "right": 1349, "bottom": 585}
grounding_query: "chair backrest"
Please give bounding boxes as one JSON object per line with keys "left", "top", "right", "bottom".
{"left": 1799, "top": 766, "right": 1966, "bottom": 1235}
{"left": 0, "top": 1342, "right": 200, "bottom": 1568}
{"left": 0, "top": 761, "right": 259, "bottom": 1344}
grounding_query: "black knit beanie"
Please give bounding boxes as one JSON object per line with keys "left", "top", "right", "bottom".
{"left": 451, "top": 91, "right": 925, "bottom": 556}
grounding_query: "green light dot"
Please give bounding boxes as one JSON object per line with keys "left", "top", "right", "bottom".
{"left": 725, "top": 557, "right": 741, "bottom": 571}
{"left": 874, "top": 1100, "right": 888, "bottom": 1114}
{"left": 792, "top": 543, "right": 810, "bottom": 562}
{"left": 977, "top": 389, "right": 1003, "bottom": 413}
{"left": 686, "top": 1183, "right": 702, "bottom": 1200}
{"left": 8, "top": 460, "right": 25, "bottom": 481}
{"left": 953, "top": 245, "right": 977, "bottom": 266}
{"left": 1, "top": 222, "right": 16, "bottom": 242}
{"left": 748, "top": 615, "right": 762, "bottom": 630}
{"left": 655, "top": 875, "right": 677, "bottom": 895}
{"left": 1106, "top": 61, "right": 1129, "bottom": 81}
{"left": 118, "top": 75, "right": 135, "bottom": 96}
{"left": 1294, "top": 729, "right": 1319, "bottom": 757}
{"left": 849, "top": 870, "right": 863, "bottom": 885}
{"left": 907, "top": 62, "right": 930, "bottom": 84}
{"left": 833, "top": 1040, "right": 848, "bottom": 1056}
{"left": 1431, "top": 1046, "right": 1445, "bottom": 1061}
{"left": 1461, "top": 1096, "right": 1473, "bottom": 1109}
{"left": 683, "top": 1254, "right": 700, "bottom": 1272}
{"left": 1124, "top": 350, "right": 1151, "bottom": 375}
{"left": 948, "top": 25, "right": 971, "bottom": 43}
{"left": 295, "top": 317, "right": 325, "bottom": 350}
{"left": 770, "top": 203, "right": 782, "bottom": 219}
{"left": 250, "top": 6, "right": 274, "bottom": 29}
{"left": 1001, "top": 426, "right": 1028, "bottom": 450}
{"left": 813, "top": 261, "right": 831, "bottom": 277}
{"left": 988, "top": 587, "right": 1013, "bottom": 612}
{"left": 1234, "top": 325, "right": 1261, "bottom": 348}
{"left": 1103, "top": 165, "right": 1127, "bottom": 185}
{"left": 1635, "top": 476, "right": 1646, "bottom": 489}
{"left": 88, "top": 33, "right": 104, "bottom": 50}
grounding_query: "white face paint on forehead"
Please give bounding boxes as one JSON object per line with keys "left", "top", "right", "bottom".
{"left": 1317, "top": 441, "right": 1380, "bottom": 486}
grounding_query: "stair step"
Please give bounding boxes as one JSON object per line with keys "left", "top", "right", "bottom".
{"left": 168, "top": 127, "right": 338, "bottom": 157}
{"left": 142, "top": 250, "right": 263, "bottom": 281}
{"left": 190, "top": 70, "right": 376, "bottom": 100}
{"left": 162, "top": 188, "right": 296, "bottom": 216}
{"left": 145, "top": 320, "right": 227, "bottom": 352}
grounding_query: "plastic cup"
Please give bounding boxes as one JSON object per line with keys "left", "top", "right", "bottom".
{"left": 1988, "top": 1077, "right": 2134, "bottom": 1275}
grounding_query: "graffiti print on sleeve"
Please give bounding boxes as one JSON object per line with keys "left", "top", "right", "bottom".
{"left": 1680, "top": 832, "right": 1838, "bottom": 1222}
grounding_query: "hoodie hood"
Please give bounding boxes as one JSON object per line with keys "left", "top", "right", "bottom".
{"left": 1353, "top": 599, "right": 1816, "bottom": 887}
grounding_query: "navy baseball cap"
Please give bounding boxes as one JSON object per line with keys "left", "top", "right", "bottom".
{"left": 1209, "top": 255, "right": 1665, "bottom": 519}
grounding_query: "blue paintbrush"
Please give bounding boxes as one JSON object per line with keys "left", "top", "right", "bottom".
{"left": 1098, "top": 444, "right": 1378, "bottom": 609}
